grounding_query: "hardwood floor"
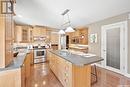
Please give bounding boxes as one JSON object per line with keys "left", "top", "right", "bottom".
{"left": 30, "top": 63, "right": 63, "bottom": 87}
{"left": 29, "top": 63, "right": 130, "bottom": 87}
{"left": 92, "top": 67, "right": 130, "bottom": 87}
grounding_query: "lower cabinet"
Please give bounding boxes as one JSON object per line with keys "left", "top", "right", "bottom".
{"left": 47, "top": 51, "right": 91, "bottom": 87}
{"left": 21, "top": 53, "right": 32, "bottom": 87}
{"left": 0, "top": 52, "right": 32, "bottom": 87}
{"left": 0, "top": 69, "right": 21, "bottom": 87}
{"left": 48, "top": 52, "right": 72, "bottom": 87}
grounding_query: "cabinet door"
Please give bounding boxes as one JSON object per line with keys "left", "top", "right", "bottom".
{"left": 14, "top": 26, "right": 22, "bottom": 43}
{"left": 21, "top": 53, "right": 31, "bottom": 87}
{"left": 0, "top": 69, "right": 21, "bottom": 87}
{"left": 79, "top": 28, "right": 88, "bottom": 45}
{"left": 75, "top": 30, "right": 80, "bottom": 36}
{"left": 29, "top": 29, "right": 33, "bottom": 42}
{"left": 40, "top": 28, "right": 46, "bottom": 35}
{"left": 5, "top": 14, "right": 13, "bottom": 66}
{"left": 21, "top": 64, "right": 26, "bottom": 87}
{"left": 33, "top": 27, "right": 41, "bottom": 36}
{"left": 22, "top": 27, "right": 28, "bottom": 42}
{"left": 46, "top": 30, "right": 51, "bottom": 41}
{"left": 50, "top": 33, "right": 59, "bottom": 44}
{"left": 25, "top": 54, "right": 31, "bottom": 87}
{"left": 30, "top": 50, "right": 34, "bottom": 65}
{"left": 25, "top": 54, "right": 31, "bottom": 78}
{"left": 64, "top": 60, "right": 72, "bottom": 87}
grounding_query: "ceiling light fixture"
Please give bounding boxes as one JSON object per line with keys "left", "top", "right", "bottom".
{"left": 65, "top": 26, "right": 75, "bottom": 32}
{"left": 58, "top": 9, "right": 75, "bottom": 34}
{"left": 64, "top": 9, "right": 75, "bottom": 32}
{"left": 58, "top": 29, "right": 65, "bottom": 34}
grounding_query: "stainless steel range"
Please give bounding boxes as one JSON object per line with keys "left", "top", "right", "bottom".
{"left": 34, "top": 46, "right": 46, "bottom": 63}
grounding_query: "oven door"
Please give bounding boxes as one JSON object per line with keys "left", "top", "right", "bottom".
{"left": 34, "top": 49, "right": 46, "bottom": 58}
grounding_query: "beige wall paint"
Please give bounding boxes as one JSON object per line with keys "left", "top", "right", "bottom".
{"left": 87, "top": 12, "right": 130, "bottom": 74}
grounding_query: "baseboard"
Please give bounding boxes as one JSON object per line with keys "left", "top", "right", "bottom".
{"left": 95, "top": 63, "right": 130, "bottom": 78}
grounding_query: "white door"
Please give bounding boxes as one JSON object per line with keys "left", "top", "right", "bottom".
{"left": 101, "top": 21, "right": 128, "bottom": 74}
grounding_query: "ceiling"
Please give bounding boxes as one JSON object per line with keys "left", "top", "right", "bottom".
{"left": 14, "top": 0, "right": 130, "bottom": 29}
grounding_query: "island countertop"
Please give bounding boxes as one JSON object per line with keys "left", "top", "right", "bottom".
{"left": 49, "top": 50, "right": 103, "bottom": 66}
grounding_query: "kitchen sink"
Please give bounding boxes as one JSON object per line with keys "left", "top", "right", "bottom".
{"left": 70, "top": 51, "right": 96, "bottom": 58}
{"left": 82, "top": 53, "right": 96, "bottom": 57}
{"left": 59, "top": 50, "right": 71, "bottom": 56}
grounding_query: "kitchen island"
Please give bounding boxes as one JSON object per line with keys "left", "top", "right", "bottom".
{"left": 47, "top": 50, "right": 103, "bottom": 87}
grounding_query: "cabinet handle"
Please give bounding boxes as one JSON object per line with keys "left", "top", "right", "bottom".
{"left": 65, "top": 66, "right": 69, "bottom": 70}
{"left": 65, "top": 73, "right": 68, "bottom": 77}
{"left": 64, "top": 79, "right": 68, "bottom": 83}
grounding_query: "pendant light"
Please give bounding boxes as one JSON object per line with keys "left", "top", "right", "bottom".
{"left": 59, "top": 29, "right": 65, "bottom": 34}
{"left": 65, "top": 9, "right": 75, "bottom": 32}
{"left": 59, "top": 9, "right": 75, "bottom": 34}
{"left": 65, "top": 26, "right": 75, "bottom": 32}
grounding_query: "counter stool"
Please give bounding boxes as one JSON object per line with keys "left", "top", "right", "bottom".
{"left": 91, "top": 64, "right": 98, "bottom": 84}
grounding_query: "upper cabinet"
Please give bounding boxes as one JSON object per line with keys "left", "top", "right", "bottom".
{"left": 14, "top": 25, "right": 53, "bottom": 43}
{"left": 67, "top": 27, "right": 88, "bottom": 45}
{"left": 50, "top": 32, "right": 59, "bottom": 44}
{"left": 33, "top": 26, "right": 47, "bottom": 36}
{"left": 14, "top": 25, "right": 33, "bottom": 43}
{"left": 79, "top": 28, "right": 88, "bottom": 45}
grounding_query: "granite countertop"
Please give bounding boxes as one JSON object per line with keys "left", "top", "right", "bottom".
{"left": 49, "top": 50, "right": 103, "bottom": 66}
{"left": 0, "top": 50, "right": 30, "bottom": 72}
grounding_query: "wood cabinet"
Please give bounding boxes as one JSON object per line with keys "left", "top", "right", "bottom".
{"left": 79, "top": 28, "right": 88, "bottom": 44}
{"left": 46, "top": 29, "right": 51, "bottom": 41}
{"left": 14, "top": 25, "right": 33, "bottom": 43}
{"left": 0, "top": 2, "right": 14, "bottom": 68}
{"left": 51, "top": 44, "right": 58, "bottom": 50}
{"left": 5, "top": 14, "right": 13, "bottom": 67}
{"left": 0, "top": 52, "right": 32, "bottom": 87}
{"left": 47, "top": 51, "right": 91, "bottom": 87}
{"left": 15, "top": 25, "right": 58, "bottom": 44}
{"left": 33, "top": 26, "right": 47, "bottom": 36}
{"left": 21, "top": 52, "right": 32, "bottom": 87}
{"left": 21, "top": 63, "right": 26, "bottom": 87}
{"left": 0, "top": 69, "right": 21, "bottom": 87}
{"left": 50, "top": 33, "right": 59, "bottom": 44}
{"left": 48, "top": 52, "right": 72, "bottom": 87}
{"left": 33, "top": 26, "right": 53, "bottom": 42}
{"left": 67, "top": 27, "right": 88, "bottom": 45}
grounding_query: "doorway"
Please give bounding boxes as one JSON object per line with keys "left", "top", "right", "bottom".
{"left": 101, "top": 21, "right": 128, "bottom": 74}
